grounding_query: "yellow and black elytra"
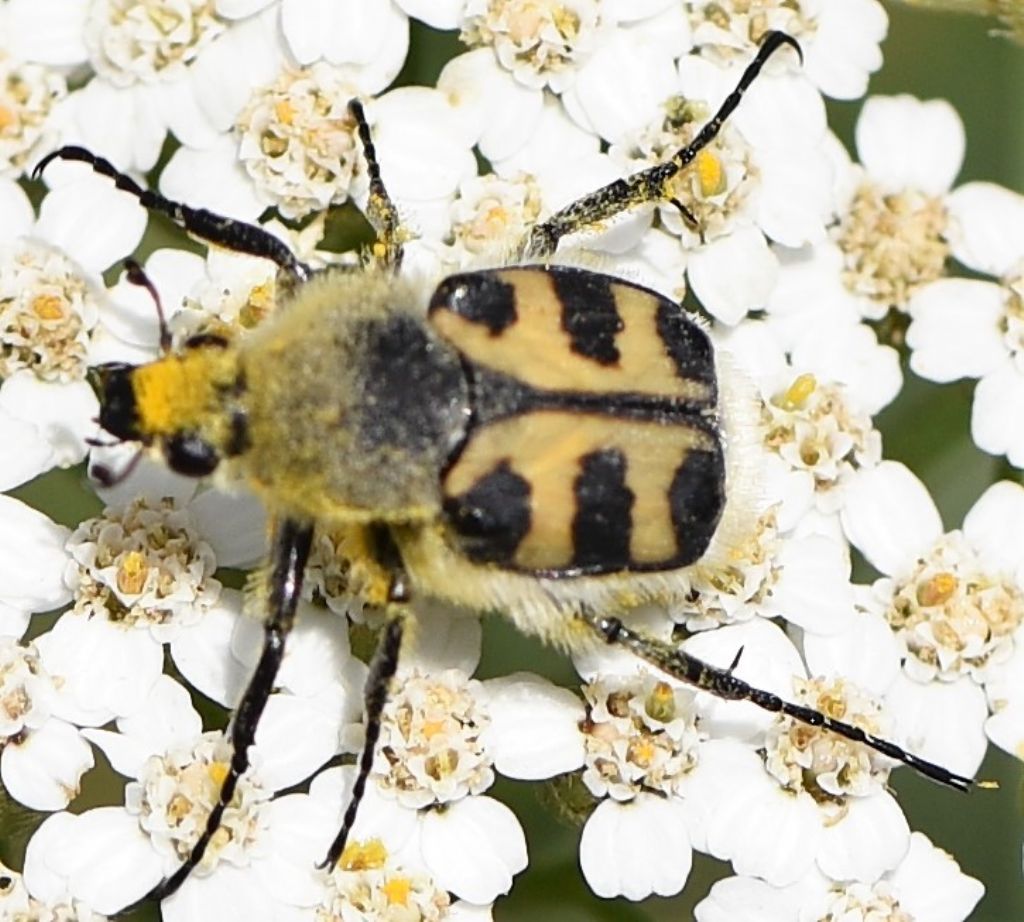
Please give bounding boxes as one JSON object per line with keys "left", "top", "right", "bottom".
{"left": 34, "top": 31, "right": 972, "bottom": 907}
{"left": 432, "top": 266, "right": 724, "bottom": 575}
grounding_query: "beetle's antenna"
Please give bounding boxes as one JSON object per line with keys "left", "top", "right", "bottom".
{"left": 123, "top": 258, "right": 172, "bottom": 354}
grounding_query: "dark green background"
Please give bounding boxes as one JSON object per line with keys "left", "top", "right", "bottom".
{"left": 4, "top": 4, "right": 1024, "bottom": 919}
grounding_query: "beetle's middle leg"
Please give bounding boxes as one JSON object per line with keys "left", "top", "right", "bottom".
{"left": 348, "top": 99, "right": 405, "bottom": 272}
{"left": 520, "top": 31, "right": 801, "bottom": 260}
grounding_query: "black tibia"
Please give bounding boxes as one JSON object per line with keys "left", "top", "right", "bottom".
{"left": 146, "top": 519, "right": 314, "bottom": 903}
{"left": 584, "top": 613, "right": 975, "bottom": 793}
{"left": 522, "top": 31, "right": 802, "bottom": 260}
{"left": 322, "top": 609, "right": 405, "bottom": 870}
{"left": 348, "top": 99, "right": 405, "bottom": 271}
{"left": 32, "top": 147, "right": 311, "bottom": 281}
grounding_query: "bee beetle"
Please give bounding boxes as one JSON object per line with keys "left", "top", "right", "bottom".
{"left": 35, "top": 30, "right": 971, "bottom": 905}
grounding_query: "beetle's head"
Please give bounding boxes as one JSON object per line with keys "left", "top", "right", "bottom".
{"left": 87, "top": 335, "right": 239, "bottom": 482}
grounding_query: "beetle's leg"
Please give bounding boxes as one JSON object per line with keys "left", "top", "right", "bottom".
{"left": 145, "top": 518, "right": 315, "bottom": 903}
{"left": 582, "top": 610, "right": 976, "bottom": 793}
{"left": 348, "top": 99, "right": 405, "bottom": 272}
{"left": 321, "top": 608, "right": 405, "bottom": 870}
{"left": 521, "top": 31, "right": 801, "bottom": 260}
{"left": 32, "top": 148, "right": 311, "bottom": 283}
{"left": 323, "top": 524, "right": 411, "bottom": 864}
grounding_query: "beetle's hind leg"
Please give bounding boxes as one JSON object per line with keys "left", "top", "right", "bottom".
{"left": 348, "top": 99, "right": 406, "bottom": 272}
{"left": 320, "top": 529, "right": 410, "bottom": 870}
{"left": 581, "top": 610, "right": 976, "bottom": 793}
{"left": 142, "top": 518, "right": 314, "bottom": 904}
{"left": 520, "top": 31, "right": 801, "bottom": 260}
{"left": 321, "top": 610, "right": 405, "bottom": 870}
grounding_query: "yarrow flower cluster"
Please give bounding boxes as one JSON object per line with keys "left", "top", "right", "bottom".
{"left": 0, "top": 1, "right": 1018, "bottom": 920}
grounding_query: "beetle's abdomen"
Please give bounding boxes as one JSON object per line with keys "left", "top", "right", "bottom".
{"left": 429, "top": 266, "right": 726, "bottom": 577}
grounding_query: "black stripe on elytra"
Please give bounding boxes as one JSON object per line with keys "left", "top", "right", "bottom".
{"left": 468, "top": 364, "right": 716, "bottom": 425}
{"left": 572, "top": 448, "right": 634, "bottom": 572}
{"left": 429, "top": 272, "right": 517, "bottom": 335}
{"left": 656, "top": 300, "right": 717, "bottom": 393}
{"left": 668, "top": 437, "right": 726, "bottom": 566}
{"left": 552, "top": 268, "right": 622, "bottom": 365}
{"left": 442, "top": 459, "right": 532, "bottom": 565}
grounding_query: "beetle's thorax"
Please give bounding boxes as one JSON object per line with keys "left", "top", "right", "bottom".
{"left": 236, "top": 270, "right": 470, "bottom": 524}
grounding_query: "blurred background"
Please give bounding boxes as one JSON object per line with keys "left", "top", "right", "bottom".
{"left": 5, "top": 3, "right": 1024, "bottom": 919}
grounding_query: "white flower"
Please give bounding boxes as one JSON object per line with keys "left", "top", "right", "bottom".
{"left": 687, "top": 0, "right": 888, "bottom": 100}
{"left": 842, "top": 462, "right": 1024, "bottom": 775}
{"left": 19, "top": 0, "right": 240, "bottom": 172}
{"left": 769, "top": 96, "right": 965, "bottom": 343}
{"left": 215, "top": 0, "right": 410, "bottom": 73}
{"left": 695, "top": 832, "right": 984, "bottom": 922}
{"left": 0, "top": 635, "right": 94, "bottom": 811}
{"left": 459, "top": 0, "right": 609, "bottom": 94}
{"left": 672, "top": 506, "right": 856, "bottom": 638}
{"left": 0, "top": 17, "right": 67, "bottom": 180}
{"left": 565, "top": 48, "right": 830, "bottom": 323}
{"left": 441, "top": 2, "right": 688, "bottom": 168}
{"left": 575, "top": 667, "right": 702, "bottom": 900}
{"left": 721, "top": 320, "right": 888, "bottom": 533}
{"left": 906, "top": 182, "right": 1024, "bottom": 466}
{"left": 22, "top": 675, "right": 338, "bottom": 917}
{"left": 0, "top": 176, "right": 146, "bottom": 488}
{"left": 304, "top": 765, "right": 496, "bottom": 921}
{"left": 0, "top": 494, "right": 71, "bottom": 639}
{"left": 37, "top": 485, "right": 265, "bottom": 728}
{"left": 354, "top": 603, "right": 581, "bottom": 903}
{"left": 0, "top": 858, "right": 108, "bottom": 921}
{"left": 160, "top": 60, "right": 475, "bottom": 229}
{"left": 668, "top": 618, "right": 912, "bottom": 886}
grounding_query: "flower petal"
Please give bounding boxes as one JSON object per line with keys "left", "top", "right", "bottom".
{"left": 1, "top": 719, "right": 93, "bottom": 810}
{"left": 856, "top": 96, "right": 964, "bottom": 196}
{"left": 419, "top": 796, "right": 527, "bottom": 903}
{"left": 480, "top": 672, "right": 585, "bottom": 779}
{"left": 840, "top": 461, "right": 942, "bottom": 577}
{"left": 579, "top": 795, "right": 692, "bottom": 900}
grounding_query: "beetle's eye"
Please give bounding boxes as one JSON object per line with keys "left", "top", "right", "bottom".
{"left": 91, "top": 362, "right": 142, "bottom": 442}
{"left": 164, "top": 433, "right": 220, "bottom": 477}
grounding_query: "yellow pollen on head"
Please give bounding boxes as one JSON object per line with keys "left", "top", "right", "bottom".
{"left": 32, "top": 293, "right": 66, "bottom": 321}
{"left": 696, "top": 148, "right": 726, "bottom": 197}
{"left": 131, "top": 349, "right": 233, "bottom": 438}
{"left": 116, "top": 550, "right": 148, "bottom": 594}
{"left": 917, "top": 572, "right": 958, "bottom": 607}
{"left": 779, "top": 373, "right": 817, "bottom": 411}
{"left": 339, "top": 838, "right": 388, "bottom": 872}
{"left": 383, "top": 875, "right": 412, "bottom": 906}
